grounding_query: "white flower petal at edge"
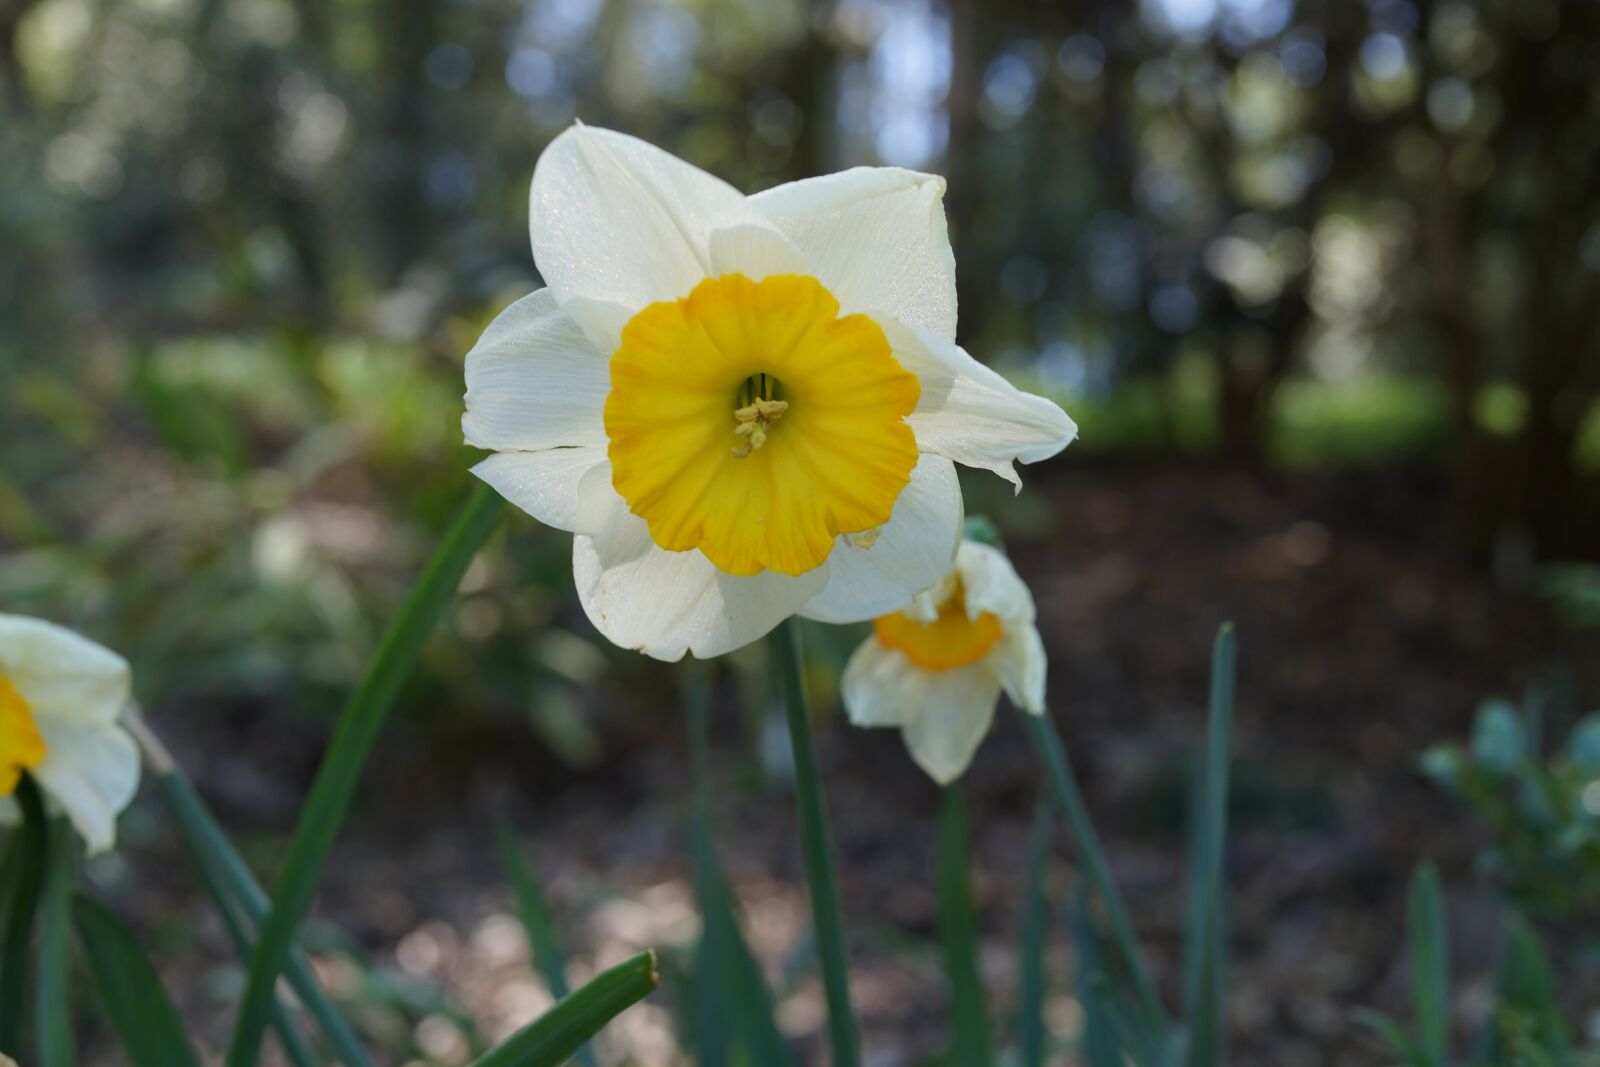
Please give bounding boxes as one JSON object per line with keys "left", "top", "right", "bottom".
{"left": 462, "top": 288, "right": 611, "bottom": 452}
{"left": 799, "top": 454, "right": 963, "bottom": 625}
{"left": 0, "top": 613, "right": 139, "bottom": 854}
{"left": 840, "top": 540, "right": 1049, "bottom": 782}
{"left": 571, "top": 464, "right": 828, "bottom": 660}
{"left": 886, "top": 318, "right": 1079, "bottom": 491}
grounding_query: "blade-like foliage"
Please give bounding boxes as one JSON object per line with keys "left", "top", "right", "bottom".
{"left": 73, "top": 894, "right": 202, "bottom": 1067}
{"left": 229, "top": 484, "right": 505, "bottom": 1067}
{"left": 156, "top": 769, "right": 373, "bottom": 1067}
{"left": 495, "top": 822, "right": 599, "bottom": 1067}
{"left": 36, "top": 819, "right": 75, "bottom": 1067}
{"left": 466, "top": 951, "right": 659, "bottom": 1067}
{"left": 0, "top": 778, "right": 48, "bottom": 1056}
{"left": 1184, "top": 624, "right": 1235, "bottom": 1067}
{"left": 1014, "top": 797, "right": 1053, "bottom": 1067}
{"left": 938, "top": 783, "right": 991, "bottom": 1067}
{"left": 1406, "top": 863, "right": 1449, "bottom": 1066}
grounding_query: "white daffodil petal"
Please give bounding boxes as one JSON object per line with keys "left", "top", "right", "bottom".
{"left": 462, "top": 289, "right": 610, "bottom": 452}
{"left": 988, "top": 624, "right": 1047, "bottom": 714}
{"left": 529, "top": 125, "right": 780, "bottom": 323}
{"left": 799, "top": 455, "right": 963, "bottom": 624}
{"left": 899, "top": 665, "right": 1003, "bottom": 785}
{"left": 471, "top": 446, "right": 607, "bottom": 532}
{"left": 840, "top": 637, "right": 920, "bottom": 728}
{"left": 886, "top": 319, "right": 1078, "bottom": 490}
{"left": 956, "top": 541, "right": 1036, "bottom": 625}
{"left": 0, "top": 614, "right": 130, "bottom": 727}
{"left": 572, "top": 485, "right": 828, "bottom": 660}
{"left": 707, "top": 223, "right": 808, "bottom": 280}
{"left": 31, "top": 720, "right": 139, "bottom": 855}
{"left": 750, "top": 167, "right": 958, "bottom": 340}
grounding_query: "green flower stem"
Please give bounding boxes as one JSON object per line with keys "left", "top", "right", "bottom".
{"left": 1019, "top": 710, "right": 1170, "bottom": 1042}
{"left": 0, "top": 777, "right": 48, "bottom": 1055}
{"left": 938, "top": 783, "right": 991, "bottom": 1067}
{"left": 36, "top": 818, "right": 75, "bottom": 1067}
{"left": 228, "top": 485, "right": 506, "bottom": 1067}
{"left": 130, "top": 710, "right": 372, "bottom": 1067}
{"left": 771, "top": 619, "right": 860, "bottom": 1067}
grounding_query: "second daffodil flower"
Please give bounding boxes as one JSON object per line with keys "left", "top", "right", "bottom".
{"left": 465, "top": 125, "right": 1076, "bottom": 660}
{"left": 842, "top": 540, "right": 1046, "bottom": 784}
{"left": 0, "top": 613, "right": 140, "bottom": 854}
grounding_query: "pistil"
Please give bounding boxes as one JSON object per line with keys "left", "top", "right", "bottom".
{"left": 731, "top": 376, "right": 788, "bottom": 458}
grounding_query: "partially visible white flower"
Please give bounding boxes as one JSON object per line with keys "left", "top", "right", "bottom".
{"left": 463, "top": 124, "right": 1077, "bottom": 661}
{"left": 0, "top": 614, "right": 139, "bottom": 854}
{"left": 841, "top": 540, "right": 1046, "bottom": 784}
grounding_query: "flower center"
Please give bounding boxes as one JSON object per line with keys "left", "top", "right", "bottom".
{"left": 730, "top": 373, "right": 788, "bottom": 458}
{"left": 605, "top": 273, "right": 921, "bottom": 577}
{"left": 873, "top": 580, "right": 1003, "bottom": 670}
{"left": 0, "top": 675, "right": 47, "bottom": 797}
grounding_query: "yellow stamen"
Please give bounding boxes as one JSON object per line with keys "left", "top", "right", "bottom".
{"left": 0, "top": 676, "right": 47, "bottom": 797}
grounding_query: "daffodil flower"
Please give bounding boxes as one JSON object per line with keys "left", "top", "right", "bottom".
{"left": 0, "top": 614, "right": 139, "bottom": 853}
{"left": 464, "top": 125, "right": 1075, "bottom": 660}
{"left": 842, "top": 540, "right": 1045, "bottom": 784}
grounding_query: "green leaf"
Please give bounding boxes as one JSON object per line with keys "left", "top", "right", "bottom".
{"left": 1354, "top": 1009, "right": 1430, "bottom": 1065}
{"left": 685, "top": 660, "right": 796, "bottom": 1067}
{"left": 495, "top": 823, "right": 598, "bottom": 1067}
{"left": 771, "top": 618, "right": 860, "bottom": 1067}
{"left": 1406, "top": 863, "right": 1449, "bottom": 1066}
{"left": 0, "top": 777, "right": 49, "bottom": 1056}
{"left": 1015, "top": 797, "right": 1052, "bottom": 1067}
{"left": 228, "top": 485, "right": 505, "bottom": 1067}
{"left": 938, "top": 784, "right": 991, "bottom": 1067}
{"left": 1184, "top": 624, "right": 1235, "bottom": 1067}
{"left": 36, "top": 819, "right": 75, "bottom": 1067}
{"left": 153, "top": 768, "right": 372, "bottom": 1067}
{"left": 73, "top": 894, "right": 202, "bottom": 1067}
{"left": 466, "top": 951, "right": 659, "bottom": 1067}
{"left": 1073, "top": 892, "right": 1123, "bottom": 1067}
{"left": 1565, "top": 713, "right": 1600, "bottom": 772}
{"left": 1019, "top": 710, "right": 1170, "bottom": 1042}
{"left": 1471, "top": 700, "right": 1526, "bottom": 774}
{"left": 1495, "top": 912, "right": 1570, "bottom": 1054}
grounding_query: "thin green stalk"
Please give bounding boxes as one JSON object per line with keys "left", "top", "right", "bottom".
{"left": 1015, "top": 796, "right": 1053, "bottom": 1067}
{"left": 144, "top": 746, "right": 372, "bottom": 1067}
{"left": 938, "top": 783, "right": 990, "bottom": 1067}
{"left": 467, "top": 951, "right": 659, "bottom": 1067}
{"left": 1183, "top": 624, "right": 1235, "bottom": 1067}
{"left": 36, "top": 818, "right": 74, "bottom": 1067}
{"left": 0, "top": 777, "right": 48, "bottom": 1055}
{"left": 229, "top": 485, "right": 505, "bottom": 1067}
{"left": 1019, "top": 711, "right": 1170, "bottom": 1042}
{"left": 771, "top": 619, "right": 860, "bottom": 1067}
{"left": 72, "top": 894, "right": 201, "bottom": 1067}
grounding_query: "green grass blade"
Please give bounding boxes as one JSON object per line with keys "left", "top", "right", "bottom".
{"left": 153, "top": 767, "right": 373, "bottom": 1067}
{"left": 1353, "top": 1009, "right": 1430, "bottom": 1066}
{"left": 466, "top": 951, "right": 659, "bottom": 1067}
{"left": 1018, "top": 711, "right": 1169, "bottom": 1040}
{"left": 1184, "top": 624, "right": 1235, "bottom": 1067}
{"left": 0, "top": 777, "right": 49, "bottom": 1055}
{"left": 1406, "top": 863, "right": 1448, "bottom": 1066}
{"left": 938, "top": 783, "right": 991, "bottom": 1067}
{"left": 1074, "top": 891, "right": 1122, "bottom": 1067}
{"left": 494, "top": 823, "right": 599, "bottom": 1067}
{"left": 1495, "top": 911, "right": 1571, "bottom": 1055}
{"left": 1015, "top": 796, "right": 1053, "bottom": 1067}
{"left": 771, "top": 618, "right": 860, "bottom": 1067}
{"left": 36, "top": 818, "right": 75, "bottom": 1067}
{"left": 73, "top": 893, "right": 201, "bottom": 1067}
{"left": 686, "top": 662, "right": 797, "bottom": 1067}
{"left": 228, "top": 485, "right": 505, "bottom": 1067}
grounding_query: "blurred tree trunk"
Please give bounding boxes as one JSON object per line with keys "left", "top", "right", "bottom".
{"left": 944, "top": 0, "right": 986, "bottom": 347}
